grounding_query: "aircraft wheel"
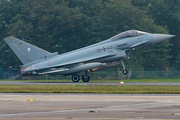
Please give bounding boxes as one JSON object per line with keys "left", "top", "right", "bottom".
{"left": 82, "top": 75, "right": 90, "bottom": 82}
{"left": 122, "top": 69, "right": 128, "bottom": 75}
{"left": 72, "top": 74, "right": 80, "bottom": 82}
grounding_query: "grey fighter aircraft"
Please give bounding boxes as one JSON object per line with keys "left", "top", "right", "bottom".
{"left": 5, "top": 30, "right": 175, "bottom": 82}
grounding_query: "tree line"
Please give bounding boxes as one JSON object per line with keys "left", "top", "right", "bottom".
{"left": 0, "top": 0, "right": 179, "bottom": 69}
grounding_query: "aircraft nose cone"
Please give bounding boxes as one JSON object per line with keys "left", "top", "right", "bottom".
{"left": 153, "top": 34, "right": 175, "bottom": 43}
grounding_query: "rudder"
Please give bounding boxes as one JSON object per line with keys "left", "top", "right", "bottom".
{"left": 5, "top": 36, "right": 50, "bottom": 65}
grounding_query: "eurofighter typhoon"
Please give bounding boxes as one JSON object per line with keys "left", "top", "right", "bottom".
{"left": 5, "top": 30, "right": 175, "bottom": 82}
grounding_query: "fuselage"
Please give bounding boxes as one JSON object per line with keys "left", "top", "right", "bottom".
{"left": 26, "top": 31, "right": 155, "bottom": 76}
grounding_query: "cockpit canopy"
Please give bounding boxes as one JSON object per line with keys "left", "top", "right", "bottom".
{"left": 110, "top": 30, "right": 149, "bottom": 40}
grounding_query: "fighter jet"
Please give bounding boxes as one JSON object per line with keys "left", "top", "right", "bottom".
{"left": 5, "top": 30, "right": 175, "bottom": 82}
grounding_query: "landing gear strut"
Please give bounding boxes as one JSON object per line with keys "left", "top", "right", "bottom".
{"left": 121, "top": 60, "right": 128, "bottom": 75}
{"left": 71, "top": 74, "right": 80, "bottom": 82}
{"left": 82, "top": 75, "right": 90, "bottom": 82}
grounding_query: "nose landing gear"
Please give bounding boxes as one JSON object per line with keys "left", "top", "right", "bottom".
{"left": 121, "top": 60, "right": 128, "bottom": 75}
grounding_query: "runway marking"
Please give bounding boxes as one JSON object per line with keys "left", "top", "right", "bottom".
{"left": 27, "top": 99, "right": 34, "bottom": 102}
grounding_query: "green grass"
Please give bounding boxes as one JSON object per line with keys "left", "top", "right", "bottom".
{"left": 1, "top": 78, "right": 180, "bottom": 82}
{"left": 0, "top": 84, "right": 180, "bottom": 94}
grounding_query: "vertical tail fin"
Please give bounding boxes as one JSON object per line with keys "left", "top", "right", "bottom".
{"left": 5, "top": 36, "right": 50, "bottom": 64}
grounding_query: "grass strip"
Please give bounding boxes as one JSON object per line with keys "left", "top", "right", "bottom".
{"left": 0, "top": 84, "right": 180, "bottom": 94}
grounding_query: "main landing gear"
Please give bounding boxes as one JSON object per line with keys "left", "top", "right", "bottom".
{"left": 121, "top": 60, "right": 128, "bottom": 75}
{"left": 82, "top": 75, "right": 90, "bottom": 82}
{"left": 71, "top": 74, "right": 90, "bottom": 83}
{"left": 71, "top": 74, "right": 80, "bottom": 82}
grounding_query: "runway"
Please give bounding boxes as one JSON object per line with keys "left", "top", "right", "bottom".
{"left": 1, "top": 81, "right": 180, "bottom": 85}
{"left": 0, "top": 93, "right": 180, "bottom": 120}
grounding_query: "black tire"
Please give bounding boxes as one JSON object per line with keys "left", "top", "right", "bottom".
{"left": 122, "top": 69, "right": 128, "bottom": 75}
{"left": 82, "top": 75, "right": 90, "bottom": 82}
{"left": 72, "top": 74, "right": 80, "bottom": 82}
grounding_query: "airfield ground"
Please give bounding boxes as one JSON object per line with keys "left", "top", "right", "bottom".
{"left": 0, "top": 93, "right": 180, "bottom": 120}
{"left": 0, "top": 80, "right": 180, "bottom": 119}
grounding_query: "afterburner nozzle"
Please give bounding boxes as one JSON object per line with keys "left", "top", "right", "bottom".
{"left": 153, "top": 34, "right": 175, "bottom": 43}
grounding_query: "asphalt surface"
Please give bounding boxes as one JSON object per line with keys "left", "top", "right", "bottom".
{"left": 0, "top": 93, "right": 180, "bottom": 120}
{"left": 1, "top": 81, "right": 180, "bottom": 85}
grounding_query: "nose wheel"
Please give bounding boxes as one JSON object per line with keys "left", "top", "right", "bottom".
{"left": 121, "top": 60, "right": 128, "bottom": 75}
{"left": 122, "top": 69, "right": 128, "bottom": 75}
